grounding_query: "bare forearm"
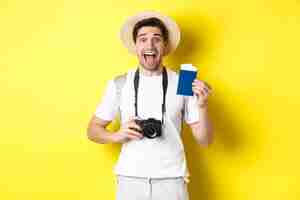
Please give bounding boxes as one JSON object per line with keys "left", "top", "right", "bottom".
{"left": 192, "top": 105, "right": 214, "bottom": 146}
{"left": 87, "top": 125, "right": 117, "bottom": 144}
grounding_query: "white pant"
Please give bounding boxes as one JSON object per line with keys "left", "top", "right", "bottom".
{"left": 115, "top": 175, "right": 189, "bottom": 200}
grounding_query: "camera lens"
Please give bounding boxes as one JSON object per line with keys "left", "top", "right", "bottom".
{"left": 143, "top": 126, "right": 158, "bottom": 138}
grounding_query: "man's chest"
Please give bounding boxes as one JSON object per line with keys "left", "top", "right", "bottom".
{"left": 119, "top": 80, "right": 184, "bottom": 120}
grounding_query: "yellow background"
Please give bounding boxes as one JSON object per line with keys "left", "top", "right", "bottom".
{"left": 1, "top": 0, "right": 299, "bottom": 199}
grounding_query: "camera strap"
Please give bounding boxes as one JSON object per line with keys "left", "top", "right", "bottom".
{"left": 134, "top": 66, "right": 168, "bottom": 125}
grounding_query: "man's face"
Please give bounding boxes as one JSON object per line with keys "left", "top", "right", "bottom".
{"left": 135, "top": 26, "right": 167, "bottom": 71}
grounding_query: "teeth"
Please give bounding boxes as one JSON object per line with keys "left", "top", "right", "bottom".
{"left": 144, "top": 52, "right": 156, "bottom": 55}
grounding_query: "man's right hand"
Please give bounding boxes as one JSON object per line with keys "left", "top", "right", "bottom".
{"left": 112, "top": 118, "right": 143, "bottom": 144}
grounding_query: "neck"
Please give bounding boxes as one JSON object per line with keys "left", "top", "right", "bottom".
{"left": 139, "top": 64, "right": 164, "bottom": 76}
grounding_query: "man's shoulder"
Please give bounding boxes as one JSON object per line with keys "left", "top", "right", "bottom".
{"left": 166, "top": 67, "right": 180, "bottom": 80}
{"left": 113, "top": 72, "right": 128, "bottom": 91}
{"left": 113, "top": 68, "right": 135, "bottom": 81}
{"left": 112, "top": 68, "right": 137, "bottom": 91}
{"left": 114, "top": 73, "right": 127, "bottom": 82}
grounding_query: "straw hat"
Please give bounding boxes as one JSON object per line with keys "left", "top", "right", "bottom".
{"left": 120, "top": 11, "right": 181, "bottom": 55}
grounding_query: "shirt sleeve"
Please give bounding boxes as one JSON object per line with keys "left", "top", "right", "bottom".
{"left": 183, "top": 95, "right": 200, "bottom": 124}
{"left": 94, "top": 80, "right": 118, "bottom": 121}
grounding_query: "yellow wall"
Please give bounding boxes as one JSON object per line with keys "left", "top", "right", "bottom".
{"left": 1, "top": 0, "right": 299, "bottom": 199}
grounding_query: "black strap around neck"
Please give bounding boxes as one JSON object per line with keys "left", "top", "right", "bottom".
{"left": 134, "top": 67, "right": 168, "bottom": 125}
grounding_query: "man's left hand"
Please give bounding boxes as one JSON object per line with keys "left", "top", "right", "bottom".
{"left": 192, "top": 79, "right": 213, "bottom": 107}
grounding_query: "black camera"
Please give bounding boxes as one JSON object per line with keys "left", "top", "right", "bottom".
{"left": 132, "top": 118, "right": 162, "bottom": 139}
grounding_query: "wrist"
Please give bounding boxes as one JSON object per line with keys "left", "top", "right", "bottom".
{"left": 198, "top": 100, "right": 208, "bottom": 108}
{"left": 109, "top": 133, "right": 119, "bottom": 143}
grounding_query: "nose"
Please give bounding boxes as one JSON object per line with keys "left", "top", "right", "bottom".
{"left": 146, "top": 39, "right": 155, "bottom": 48}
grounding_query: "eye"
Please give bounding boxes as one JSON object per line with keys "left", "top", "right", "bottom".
{"left": 139, "top": 37, "right": 147, "bottom": 43}
{"left": 153, "top": 37, "right": 162, "bottom": 43}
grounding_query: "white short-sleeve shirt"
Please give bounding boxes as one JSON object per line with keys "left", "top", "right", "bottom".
{"left": 94, "top": 67, "right": 200, "bottom": 178}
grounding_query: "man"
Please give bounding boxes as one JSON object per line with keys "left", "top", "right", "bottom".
{"left": 87, "top": 11, "right": 213, "bottom": 200}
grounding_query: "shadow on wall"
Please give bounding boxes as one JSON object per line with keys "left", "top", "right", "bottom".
{"left": 166, "top": 12, "right": 220, "bottom": 72}
{"left": 181, "top": 100, "right": 247, "bottom": 200}
{"left": 169, "top": 13, "right": 249, "bottom": 200}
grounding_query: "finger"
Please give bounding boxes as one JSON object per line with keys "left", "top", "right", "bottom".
{"left": 195, "top": 86, "right": 211, "bottom": 95}
{"left": 192, "top": 87, "right": 205, "bottom": 94}
{"left": 125, "top": 134, "right": 142, "bottom": 140}
{"left": 197, "top": 80, "right": 206, "bottom": 86}
{"left": 192, "top": 85, "right": 203, "bottom": 90}
{"left": 126, "top": 120, "right": 141, "bottom": 129}
{"left": 125, "top": 129, "right": 143, "bottom": 138}
{"left": 200, "top": 90, "right": 207, "bottom": 97}
{"left": 203, "top": 87, "right": 212, "bottom": 94}
{"left": 201, "top": 88, "right": 210, "bottom": 96}
{"left": 127, "top": 123, "right": 142, "bottom": 131}
{"left": 193, "top": 88, "right": 208, "bottom": 97}
{"left": 126, "top": 117, "right": 136, "bottom": 123}
{"left": 192, "top": 81, "right": 202, "bottom": 87}
{"left": 124, "top": 119, "right": 135, "bottom": 126}
{"left": 192, "top": 87, "right": 199, "bottom": 95}
{"left": 192, "top": 87, "right": 201, "bottom": 95}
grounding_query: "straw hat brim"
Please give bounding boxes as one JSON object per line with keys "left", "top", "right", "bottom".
{"left": 120, "top": 11, "right": 181, "bottom": 55}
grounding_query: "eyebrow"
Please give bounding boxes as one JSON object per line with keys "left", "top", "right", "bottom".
{"left": 137, "top": 33, "right": 163, "bottom": 38}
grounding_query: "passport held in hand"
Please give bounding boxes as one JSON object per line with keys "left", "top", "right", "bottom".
{"left": 176, "top": 64, "right": 198, "bottom": 96}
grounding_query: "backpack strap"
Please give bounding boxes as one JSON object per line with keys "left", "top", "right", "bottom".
{"left": 113, "top": 73, "right": 127, "bottom": 122}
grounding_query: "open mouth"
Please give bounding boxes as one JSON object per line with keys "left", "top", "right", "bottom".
{"left": 143, "top": 51, "right": 157, "bottom": 65}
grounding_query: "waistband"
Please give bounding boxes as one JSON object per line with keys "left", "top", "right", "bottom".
{"left": 116, "top": 175, "right": 189, "bottom": 184}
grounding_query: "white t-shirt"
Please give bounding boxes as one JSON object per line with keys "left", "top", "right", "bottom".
{"left": 94, "top": 67, "right": 200, "bottom": 179}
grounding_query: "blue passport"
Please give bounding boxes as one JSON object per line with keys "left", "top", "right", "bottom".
{"left": 176, "top": 64, "right": 198, "bottom": 96}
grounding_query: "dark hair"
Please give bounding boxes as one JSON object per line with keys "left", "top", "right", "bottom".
{"left": 132, "top": 17, "right": 169, "bottom": 43}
